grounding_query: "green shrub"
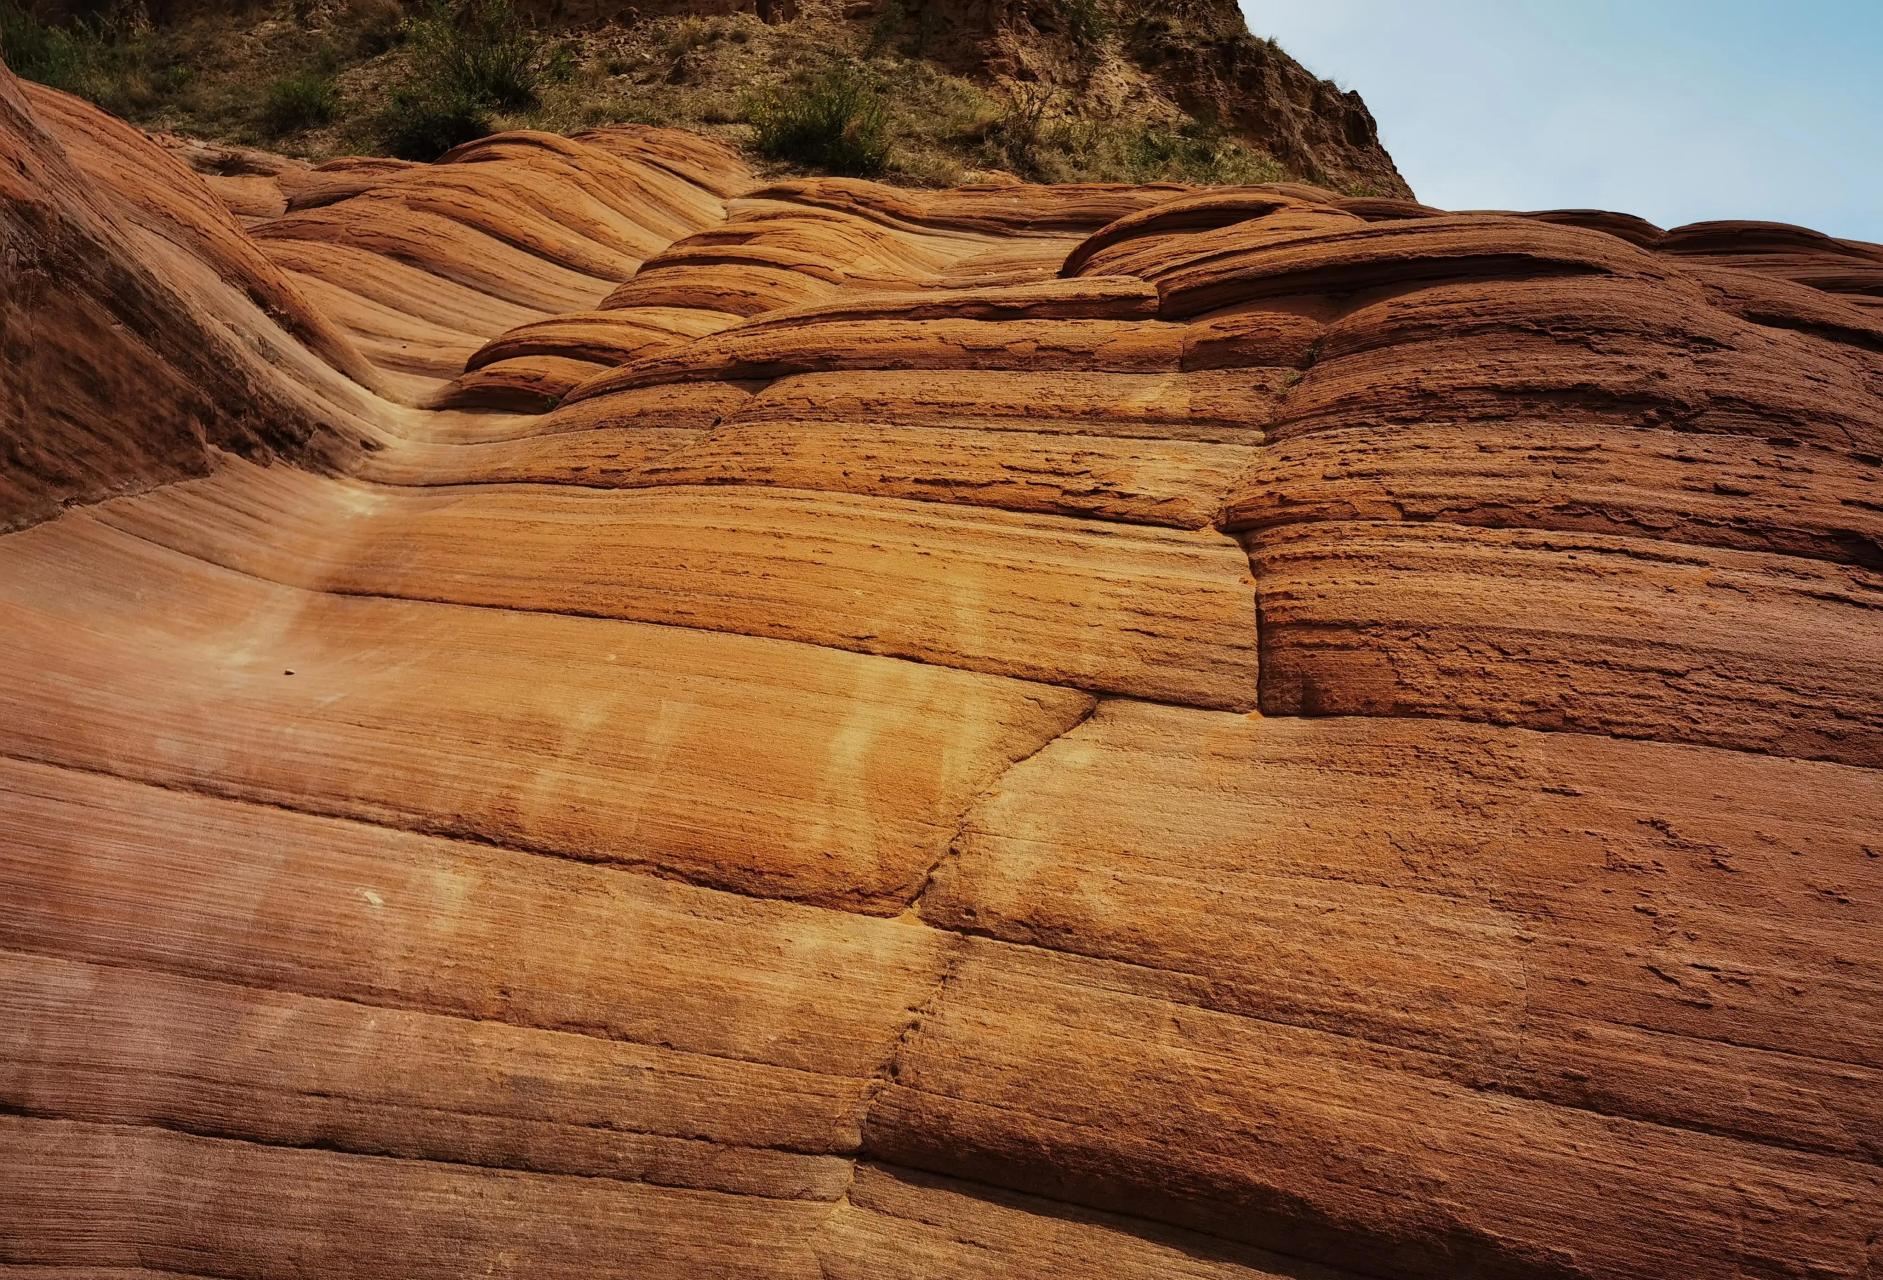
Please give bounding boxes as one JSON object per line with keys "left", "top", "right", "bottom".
{"left": 980, "top": 80, "right": 1057, "bottom": 176}
{"left": 407, "top": 0, "right": 545, "bottom": 110}
{"left": 377, "top": 0, "right": 558, "bottom": 159}
{"left": 259, "top": 69, "right": 338, "bottom": 135}
{"left": 0, "top": 0, "right": 167, "bottom": 116}
{"left": 1056, "top": 0, "right": 1110, "bottom": 52}
{"left": 378, "top": 85, "right": 491, "bottom": 159}
{"left": 1, "top": 1, "right": 82, "bottom": 90}
{"left": 746, "top": 62, "right": 890, "bottom": 176}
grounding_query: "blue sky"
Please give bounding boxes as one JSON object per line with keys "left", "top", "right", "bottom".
{"left": 1245, "top": 1, "right": 1882, "bottom": 242}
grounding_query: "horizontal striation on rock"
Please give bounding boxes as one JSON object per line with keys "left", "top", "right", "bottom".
{"left": 0, "top": 1116, "right": 832, "bottom": 1277}
{"left": 0, "top": 518, "right": 1094, "bottom": 910}
{"left": 1, "top": 55, "right": 1879, "bottom": 1280}
{"left": 1248, "top": 519, "right": 1883, "bottom": 763}
{"left": 925, "top": 702, "right": 1883, "bottom": 1152}
{"left": 83, "top": 464, "right": 1258, "bottom": 706}
{"left": 865, "top": 938, "right": 1882, "bottom": 1280}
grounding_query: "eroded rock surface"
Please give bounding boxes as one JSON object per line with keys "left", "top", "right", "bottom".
{"left": 2, "top": 64, "right": 1880, "bottom": 1279}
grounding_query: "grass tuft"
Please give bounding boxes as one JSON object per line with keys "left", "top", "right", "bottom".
{"left": 746, "top": 61, "right": 890, "bottom": 176}
{"left": 988, "top": 96, "right": 1286, "bottom": 187}
{"left": 1111, "top": 119, "right": 1286, "bottom": 185}
{"left": 1054, "top": 0, "right": 1110, "bottom": 53}
{"left": 259, "top": 69, "right": 338, "bottom": 135}
{"left": 980, "top": 80, "right": 1057, "bottom": 176}
{"left": 0, "top": 0, "right": 175, "bottom": 118}
{"left": 376, "top": 0, "right": 562, "bottom": 159}
{"left": 406, "top": 0, "right": 546, "bottom": 109}
{"left": 378, "top": 85, "right": 491, "bottom": 159}
{"left": 1, "top": 1, "right": 83, "bottom": 90}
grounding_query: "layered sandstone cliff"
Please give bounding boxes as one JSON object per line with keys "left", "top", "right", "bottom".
{"left": 1, "top": 59, "right": 1880, "bottom": 1279}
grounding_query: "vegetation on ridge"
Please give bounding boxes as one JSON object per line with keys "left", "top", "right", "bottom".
{"left": 1, "top": 0, "right": 178, "bottom": 119}
{"left": 0, "top": 0, "right": 1371, "bottom": 189}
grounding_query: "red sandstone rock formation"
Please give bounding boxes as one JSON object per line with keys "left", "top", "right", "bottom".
{"left": 1, "top": 59, "right": 1880, "bottom": 1279}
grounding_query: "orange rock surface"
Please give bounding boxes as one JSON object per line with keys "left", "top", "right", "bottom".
{"left": 3, "top": 61, "right": 1881, "bottom": 1279}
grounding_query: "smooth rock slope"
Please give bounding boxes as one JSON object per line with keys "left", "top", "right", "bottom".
{"left": 2, "top": 61, "right": 1881, "bottom": 1279}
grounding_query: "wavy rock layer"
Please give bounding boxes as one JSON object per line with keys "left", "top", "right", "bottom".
{"left": 2, "top": 65, "right": 1881, "bottom": 1280}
